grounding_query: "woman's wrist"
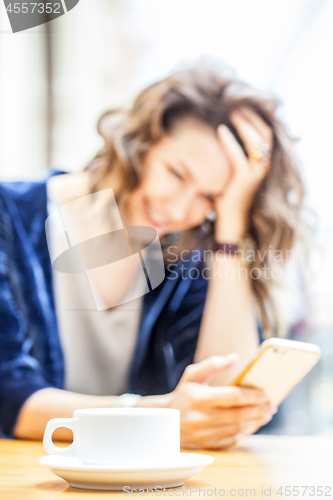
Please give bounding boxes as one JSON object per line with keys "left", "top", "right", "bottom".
{"left": 214, "top": 207, "right": 249, "bottom": 242}
{"left": 215, "top": 220, "right": 247, "bottom": 243}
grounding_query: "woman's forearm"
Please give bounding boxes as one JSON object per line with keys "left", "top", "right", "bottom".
{"left": 196, "top": 106, "right": 275, "bottom": 384}
{"left": 14, "top": 388, "right": 170, "bottom": 440}
{"left": 194, "top": 253, "right": 259, "bottom": 385}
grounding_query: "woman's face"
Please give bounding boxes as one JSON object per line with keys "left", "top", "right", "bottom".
{"left": 125, "top": 118, "right": 231, "bottom": 237}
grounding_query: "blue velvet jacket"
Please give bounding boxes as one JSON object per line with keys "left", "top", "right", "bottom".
{"left": 0, "top": 171, "right": 209, "bottom": 437}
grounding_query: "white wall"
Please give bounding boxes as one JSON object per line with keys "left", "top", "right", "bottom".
{"left": 0, "top": 8, "right": 47, "bottom": 178}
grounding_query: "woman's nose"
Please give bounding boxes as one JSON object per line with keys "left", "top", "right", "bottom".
{"left": 165, "top": 190, "right": 194, "bottom": 223}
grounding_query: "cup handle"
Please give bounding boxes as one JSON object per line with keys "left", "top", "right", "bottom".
{"left": 43, "top": 418, "right": 74, "bottom": 457}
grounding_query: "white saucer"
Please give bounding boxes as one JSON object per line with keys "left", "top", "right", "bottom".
{"left": 39, "top": 452, "right": 214, "bottom": 490}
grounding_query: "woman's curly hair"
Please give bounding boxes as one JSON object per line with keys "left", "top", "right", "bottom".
{"left": 86, "top": 64, "right": 306, "bottom": 337}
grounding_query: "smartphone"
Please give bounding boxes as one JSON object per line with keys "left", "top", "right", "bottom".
{"left": 233, "top": 338, "right": 321, "bottom": 406}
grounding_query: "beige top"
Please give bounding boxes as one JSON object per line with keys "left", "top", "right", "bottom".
{"left": 47, "top": 194, "right": 145, "bottom": 396}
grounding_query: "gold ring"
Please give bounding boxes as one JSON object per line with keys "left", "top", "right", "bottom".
{"left": 249, "top": 143, "right": 270, "bottom": 162}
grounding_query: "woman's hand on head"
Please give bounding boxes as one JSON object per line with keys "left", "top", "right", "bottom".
{"left": 167, "top": 355, "right": 277, "bottom": 450}
{"left": 214, "top": 108, "right": 274, "bottom": 242}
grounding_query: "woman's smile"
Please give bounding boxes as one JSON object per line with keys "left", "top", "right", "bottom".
{"left": 142, "top": 197, "right": 171, "bottom": 229}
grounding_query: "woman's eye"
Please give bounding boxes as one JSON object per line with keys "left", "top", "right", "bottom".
{"left": 168, "top": 166, "right": 183, "bottom": 180}
{"left": 203, "top": 195, "right": 214, "bottom": 203}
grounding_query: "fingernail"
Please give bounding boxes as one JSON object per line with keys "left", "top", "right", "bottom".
{"left": 218, "top": 124, "right": 229, "bottom": 135}
{"left": 263, "top": 414, "right": 273, "bottom": 423}
{"left": 226, "top": 353, "right": 239, "bottom": 363}
{"left": 270, "top": 406, "right": 278, "bottom": 414}
{"left": 211, "top": 353, "right": 239, "bottom": 368}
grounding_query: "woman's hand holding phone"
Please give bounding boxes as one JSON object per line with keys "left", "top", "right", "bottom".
{"left": 166, "top": 355, "right": 277, "bottom": 449}
{"left": 214, "top": 108, "right": 273, "bottom": 242}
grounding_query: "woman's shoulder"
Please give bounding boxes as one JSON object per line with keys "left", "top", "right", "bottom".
{"left": 0, "top": 169, "right": 65, "bottom": 208}
{"left": 0, "top": 168, "right": 66, "bottom": 231}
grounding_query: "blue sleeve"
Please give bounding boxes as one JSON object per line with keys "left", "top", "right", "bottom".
{"left": 0, "top": 212, "right": 53, "bottom": 438}
{"left": 137, "top": 259, "right": 210, "bottom": 395}
{"left": 164, "top": 268, "right": 208, "bottom": 390}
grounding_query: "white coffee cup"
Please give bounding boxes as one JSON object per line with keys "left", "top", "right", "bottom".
{"left": 43, "top": 408, "right": 180, "bottom": 465}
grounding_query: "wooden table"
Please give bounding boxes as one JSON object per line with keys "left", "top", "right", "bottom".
{"left": 1, "top": 436, "right": 332, "bottom": 499}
